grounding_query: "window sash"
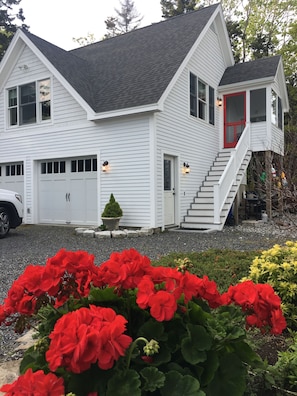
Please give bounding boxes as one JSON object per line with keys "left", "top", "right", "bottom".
{"left": 7, "top": 79, "right": 51, "bottom": 126}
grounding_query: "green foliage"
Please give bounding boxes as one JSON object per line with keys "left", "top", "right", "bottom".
{"left": 153, "top": 249, "right": 259, "bottom": 292}
{"left": 101, "top": 193, "right": 123, "bottom": 218}
{"left": 0, "top": 1, "right": 29, "bottom": 60}
{"left": 160, "top": 0, "right": 198, "bottom": 19}
{"left": 245, "top": 241, "right": 297, "bottom": 329}
{"left": 270, "top": 331, "right": 297, "bottom": 392}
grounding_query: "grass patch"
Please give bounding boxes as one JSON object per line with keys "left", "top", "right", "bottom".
{"left": 152, "top": 249, "right": 261, "bottom": 292}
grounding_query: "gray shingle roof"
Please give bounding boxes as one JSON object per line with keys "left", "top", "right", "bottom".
{"left": 21, "top": 4, "right": 219, "bottom": 114}
{"left": 219, "top": 56, "right": 281, "bottom": 86}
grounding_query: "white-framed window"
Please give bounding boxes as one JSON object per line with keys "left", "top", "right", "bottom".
{"left": 271, "top": 89, "right": 283, "bottom": 129}
{"left": 7, "top": 78, "right": 51, "bottom": 127}
{"left": 189, "top": 72, "right": 214, "bottom": 125}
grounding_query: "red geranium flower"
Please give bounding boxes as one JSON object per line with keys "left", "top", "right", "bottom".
{"left": 149, "top": 290, "right": 177, "bottom": 321}
{"left": 0, "top": 368, "right": 64, "bottom": 396}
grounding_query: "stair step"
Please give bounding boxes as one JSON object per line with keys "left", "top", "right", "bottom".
{"left": 180, "top": 222, "right": 222, "bottom": 231}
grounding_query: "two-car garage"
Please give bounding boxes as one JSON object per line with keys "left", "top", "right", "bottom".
{"left": 0, "top": 157, "right": 98, "bottom": 226}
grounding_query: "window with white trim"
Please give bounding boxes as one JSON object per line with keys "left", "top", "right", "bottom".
{"left": 189, "top": 72, "right": 215, "bottom": 125}
{"left": 7, "top": 78, "right": 51, "bottom": 127}
{"left": 271, "top": 89, "right": 283, "bottom": 129}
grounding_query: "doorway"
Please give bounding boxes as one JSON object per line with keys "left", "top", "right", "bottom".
{"left": 163, "top": 155, "right": 176, "bottom": 227}
{"left": 224, "top": 92, "right": 246, "bottom": 148}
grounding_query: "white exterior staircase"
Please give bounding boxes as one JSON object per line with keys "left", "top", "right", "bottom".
{"left": 181, "top": 125, "right": 252, "bottom": 231}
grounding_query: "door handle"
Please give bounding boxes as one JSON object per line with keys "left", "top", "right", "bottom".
{"left": 68, "top": 193, "right": 70, "bottom": 202}
{"left": 65, "top": 193, "right": 70, "bottom": 202}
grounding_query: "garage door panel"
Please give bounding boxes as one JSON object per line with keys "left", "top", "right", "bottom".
{"left": 39, "top": 179, "right": 68, "bottom": 223}
{"left": 0, "top": 162, "right": 24, "bottom": 197}
{"left": 38, "top": 157, "right": 97, "bottom": 226}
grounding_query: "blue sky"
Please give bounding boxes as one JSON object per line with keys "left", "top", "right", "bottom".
{"left": 20, "top": 0, "right": 163, "bottom": 50}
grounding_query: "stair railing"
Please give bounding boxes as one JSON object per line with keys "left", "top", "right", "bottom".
{"left": 213, "top": 123, "right": 251, "bottom": 224}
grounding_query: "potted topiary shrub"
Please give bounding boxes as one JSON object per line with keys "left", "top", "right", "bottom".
{"left": 101, "top": 193, "right": 123, "bottom": 231}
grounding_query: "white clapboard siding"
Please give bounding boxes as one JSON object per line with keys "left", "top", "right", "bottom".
{"left": 155, "top": 27, "right": 227, "bottom": 226}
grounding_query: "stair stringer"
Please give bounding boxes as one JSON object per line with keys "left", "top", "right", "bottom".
{"left": 181, "top": 150, "right": 252, "bottom": 231}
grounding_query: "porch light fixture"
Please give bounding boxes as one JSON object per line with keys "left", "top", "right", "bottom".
{"left": 217, "top": 97, "right": 223, "bottom": 107}
{"left": 183, "top": 162, "right": 190, "bottom": 174}
{"left": 102, "top": 161, "right": 109, "bottom": 172}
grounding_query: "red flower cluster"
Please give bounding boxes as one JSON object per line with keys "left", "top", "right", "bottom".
{"left": 0, "top": 249, "right": 99, "bottom": 326}
{"left": 46, "top": 305, "right": 132, "bottom": 373}
{"left": 222, "top": 280, "right": 287, "bottom": 334}
{"left": 0, "top": 368, "right": 64, "bottom": 395}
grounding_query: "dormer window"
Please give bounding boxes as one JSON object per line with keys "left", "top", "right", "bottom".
{"left": 7, "top": 78, "right": 51, "bottom": 127}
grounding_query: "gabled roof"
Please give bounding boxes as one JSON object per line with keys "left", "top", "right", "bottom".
{"left": 219, "top": 56, "right": 281, "bottom": 86}
{"left": 20, "top": 4, "right": 220, "bottom": 114}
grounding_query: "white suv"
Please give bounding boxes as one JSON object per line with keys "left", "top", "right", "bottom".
{"left": 0, "top": 189, "right": 23, "bottom": 238}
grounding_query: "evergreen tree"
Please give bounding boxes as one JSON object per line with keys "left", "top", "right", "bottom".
{"left": 104, "top": 0, "right": 143, "bottom": 39}
{"left": 160, "top": 0, "right": 198, "bottom": 18}
{"left": 0, "top": 0, "right": 28, "bottom": 59}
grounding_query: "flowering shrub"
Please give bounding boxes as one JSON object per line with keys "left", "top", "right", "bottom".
{"left": 0, "top": 248, "right": 286, "bottom": 396}
{"left": 244, "top": 240, "right": 297, "bottom": 329}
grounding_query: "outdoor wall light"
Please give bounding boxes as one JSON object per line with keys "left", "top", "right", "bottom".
{"left": 102, "top": 161, "right": 109, "bottom": 172}
{"left": 217, "top": 97, "right": 223, "bottom": 107}
{"left": 183, "top": 162, "right": 190, "bottom": 174}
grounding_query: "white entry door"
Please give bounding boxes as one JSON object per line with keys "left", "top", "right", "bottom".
{"left": 164, "top": 155, "right": 175, "bottom": 226}
{"left": 39, "top": 157, "right": 97, "bottom": 225}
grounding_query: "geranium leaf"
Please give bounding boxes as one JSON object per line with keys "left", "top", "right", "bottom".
{"left": 137, "top": 319, "right": 167, "bottom": 341}
{"left": 107, "top": 369, "right": 141, "bottom": 396}
{"left": 207, "top": 353, "right": 246, "bottom": 396}
{"left": 88, "top": 286, "right": 119, "bottom": 302}
{"left": 181, "top": 338, "right": 207, "bottom": 365}
{"left": 161, "top": 371, "right": 203, "bottom": 396}
{"left": 187, "top": 324, "right": 212, "bottom": 350}
{"left": 181, "top": 325, "right": 212, "bottom": 364}
{"left": 140, "top": 366, "right": 165, "bottom": 391}
{"left": 233, "top": 340, "right": 264, "bottom": 368}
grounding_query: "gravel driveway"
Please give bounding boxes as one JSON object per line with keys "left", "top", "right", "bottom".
{"left": 0, "top": 221, "right": 296, "bottom": 361}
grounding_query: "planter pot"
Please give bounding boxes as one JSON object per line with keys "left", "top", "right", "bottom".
{"left": 101, "top": 217, "right": 121, "bottom": 231}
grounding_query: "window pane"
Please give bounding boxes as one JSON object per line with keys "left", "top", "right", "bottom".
{"left": 20, "top": 83, "right": 36, "bottom": 104}
{"left": 278, "top": 97, "right": 282, "bottom": 129}
{"left": 39, "top": 79, "right": 51, "bottom": 102}
{"left": 47, "top": 162, "right": 52, "bottom": 174}
{"left": 9, "top": 108, "right": 17, "bottom": 125}
{"left": 8, "top": 88, "right": 17, "bottom": 107}
{"left": 85, "top": 159, "right": 91, "bottom": 171}
{"left": 60, "top": 161, "right": 66, "bottom": 173}
{"left": 209, "top": 86, "right": 214, "bottom": 125}
{"left": 93, "top": 159, "right": 97, "bottom": 171}
{"left": 198, "top": 80, "right": 206, "bottom": 101}
{"left": 271, "top": 90, "right": 277, "bottom": 125}
{"left": 54, "top": 162, "right": 59, "bottom": 173}
{"left": 190, "top": 73, "right": 197, "bottom": 117}
{"left": 71, "top": 161, "right": 77, "bottom": 172}
{"left": 78, "top": 160, "right": 84, "bottom": 172}
{"left": 250, "top": 88, "right": 266, "bottom": 122}
{"left": 20, "top": 103, "right": 36, "bottom": 125}
{"left": 41, "top": 163, "right": 46, "bottom": 174}
{"left": 164, "top": 160, "right": 171, "bottom": 191}
{"left": 39, "top": 79, "right": 51, "bottom": 121}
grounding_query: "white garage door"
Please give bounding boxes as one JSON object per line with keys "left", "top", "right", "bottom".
{"left": 0, "top": 162, "right": 24, "bottom": 196}
{"left": 39, "top": 157, "right": 97, "bottom": 225}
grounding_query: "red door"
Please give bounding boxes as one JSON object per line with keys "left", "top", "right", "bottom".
{"left": 224, "top": 92, "right": 246, "bottom": 148}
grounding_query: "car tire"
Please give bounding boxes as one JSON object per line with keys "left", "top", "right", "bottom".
{"left": 0, "top": 207, "right": 10, "bottom": 238}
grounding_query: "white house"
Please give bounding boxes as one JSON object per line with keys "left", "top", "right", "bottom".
{"left": 0, "top": 4, "right": 289, "bottom": 231}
